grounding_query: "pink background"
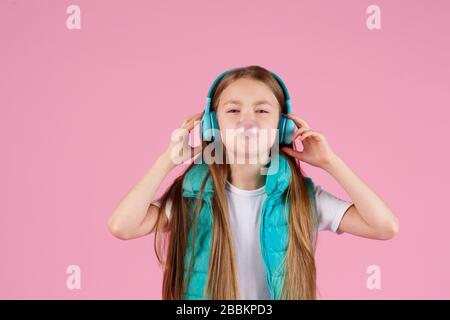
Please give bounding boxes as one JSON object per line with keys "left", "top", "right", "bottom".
{"left": 1, "top": 0, "right": 449, "bottom": 299}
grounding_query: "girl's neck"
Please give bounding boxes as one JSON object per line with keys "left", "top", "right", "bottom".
{"left": 228, "top": 163, "right": 267, "bottom": 190}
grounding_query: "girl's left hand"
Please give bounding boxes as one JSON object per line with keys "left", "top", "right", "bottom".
{"left": 281, "top": 114, "right": 337, "bottom": 169}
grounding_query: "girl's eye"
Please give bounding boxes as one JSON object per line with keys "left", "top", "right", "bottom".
{"left": 226, "top": 109, "right": 269, "bottom": 113}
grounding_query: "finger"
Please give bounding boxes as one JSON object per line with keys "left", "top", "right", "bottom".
{"left": 183, "top": 118, "right": 201, "bottom": 132}
{"left": 281, "top": 147, "right": 304, "bottom": 160}
{"left": 292, "top": 127, "right": 311, "bottom": 142}
{"left": 287, "top": 114, "right": 310, "bottom": 129}
{"left": 181, "top": 113, "right": 203, "bottom": 130}
{"left": 181, "top": 112, "right": 203, "bottom": 127}
{"left": 300, "top": 131, "right": 320, "bottom": 141}
{"left": 182, "top": 112, "right": 202, "bottom": 127}
{"left": 292, "top": 127, "right": 311, "bottom": 141}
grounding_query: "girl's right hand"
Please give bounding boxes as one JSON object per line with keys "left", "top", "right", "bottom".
{"left": 162, "top": 112, "right": 204, "bottom": 167}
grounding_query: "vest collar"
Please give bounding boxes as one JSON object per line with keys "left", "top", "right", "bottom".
{"left": 182, "top": 153, "right": 291, "bottom": 200}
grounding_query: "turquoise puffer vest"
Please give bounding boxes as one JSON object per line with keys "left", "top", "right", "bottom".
{"left": 180, "top": 153, "right": 316, "bottom": 299}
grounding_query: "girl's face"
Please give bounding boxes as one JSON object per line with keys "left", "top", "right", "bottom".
{"left": 215, "top": 78, "right": 281, "bottom": 161}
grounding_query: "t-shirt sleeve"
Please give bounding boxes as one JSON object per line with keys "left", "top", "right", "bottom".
{"left": 314, "top": 184, "right": 353, "bottom": 234}
{"left": 150, "top": 197, "right": 173, "bottom": 221}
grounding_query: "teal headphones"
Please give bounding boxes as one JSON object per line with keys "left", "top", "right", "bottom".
{"left": 201, "top": 67, "right": 297, "bottom": 145}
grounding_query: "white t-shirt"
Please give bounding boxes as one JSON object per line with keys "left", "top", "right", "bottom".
{"left": 151, "top": 179, "right": 353, "bottom": 300}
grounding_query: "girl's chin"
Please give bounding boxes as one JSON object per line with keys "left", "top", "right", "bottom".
{"left": 229, "top": 150, "right": 271, "bottom": 163}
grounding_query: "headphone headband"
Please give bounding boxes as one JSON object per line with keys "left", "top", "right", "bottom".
{"left": 205, "top": 67, "right": 292, "bottom": 114}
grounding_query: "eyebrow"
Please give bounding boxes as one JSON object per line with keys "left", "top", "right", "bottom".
{"left": 222, "top": 99, "right": 274, "bottom": 107}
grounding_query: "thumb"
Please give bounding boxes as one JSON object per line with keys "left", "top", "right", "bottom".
{"left": 281, "top": 147, "right": 303, "bottom": 160}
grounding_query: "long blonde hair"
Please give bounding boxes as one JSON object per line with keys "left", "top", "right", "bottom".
{"left": 152, "top": 65, "right": 318, "bottom": 299}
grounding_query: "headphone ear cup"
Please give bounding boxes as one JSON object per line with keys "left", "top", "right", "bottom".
{"left": 284, "top": 118, "right": 297, "bottom": 144}
{"left": 210, "top": 111, "right": 219, "bottom": 141}
{"left": 201, "top": 111, "right": 212, "bottom": 141}
{"left": 278, "top": 114, "right": 287, "bottom": 145}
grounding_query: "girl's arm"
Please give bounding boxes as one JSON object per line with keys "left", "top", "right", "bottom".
{"left": 107, "top": 112, "right": 203, "bottom": 240}
{"left": 323, "top": 155, "right": 399, "bottom": 240}
{"left": 108, "top": 153, "right": 175, "bottom": 240}
{"left": 282, "top": 113, "right": 399, "bottom": 240}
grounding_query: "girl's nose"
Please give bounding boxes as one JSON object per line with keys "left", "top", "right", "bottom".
{"left": 241, "top": 119, "right": 257, "bottom": 129}
{"left": 236, "top": 119, "right": 259, "bottom": 137}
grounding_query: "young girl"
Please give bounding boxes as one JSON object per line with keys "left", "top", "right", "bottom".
{"left": 108, "top": 65, "right": 399, "bottom": 300}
